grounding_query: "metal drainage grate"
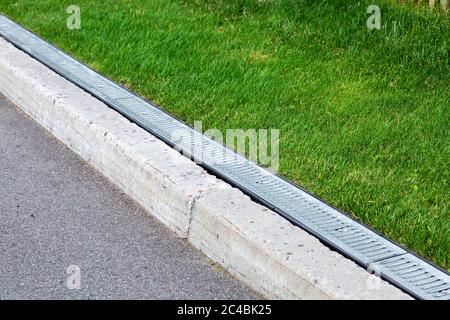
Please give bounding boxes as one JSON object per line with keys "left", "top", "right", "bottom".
{"left": 1, "top": 15, "right": 448, "bottom": 300}
{"left": 369, "top": 254, "right": 450, "bottom": 300}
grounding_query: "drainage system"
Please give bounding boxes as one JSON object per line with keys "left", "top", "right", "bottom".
{"left": 1, "top": 15, "right": 448, "bottom": 300}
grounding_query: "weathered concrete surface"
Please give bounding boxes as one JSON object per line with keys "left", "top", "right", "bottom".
{"left": 0, "top": 36, "right": 411, "bottom": 299}
{"left": 0, "top": 94, "right": 255, "bottom": 299}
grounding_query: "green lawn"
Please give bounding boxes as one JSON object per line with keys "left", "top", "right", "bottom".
{"left": 1, "top": 0, "right": 448, "bottom": 269}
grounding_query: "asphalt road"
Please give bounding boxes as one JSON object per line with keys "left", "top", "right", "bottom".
{"left": 0, "top": 94, "right": 254, "bottom": 299}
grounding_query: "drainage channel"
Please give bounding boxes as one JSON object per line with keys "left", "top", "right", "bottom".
{"left": 1, "top": 15, "right": 448, "bottom": 300}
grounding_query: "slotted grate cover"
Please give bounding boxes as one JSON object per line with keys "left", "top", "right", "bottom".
{"left": 1, "top": 15, "right": 448, "bottom": 300}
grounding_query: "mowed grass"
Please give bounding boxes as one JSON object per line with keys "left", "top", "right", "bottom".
{"left": 1, "top": 0, "right": 448, "bottom": 268}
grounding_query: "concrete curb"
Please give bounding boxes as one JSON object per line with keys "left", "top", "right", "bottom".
{"left": 0, "top": 37, "right": 411, "bottom": 300}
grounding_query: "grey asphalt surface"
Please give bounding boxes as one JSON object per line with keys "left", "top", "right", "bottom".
{"left": 0, "top": 93, "right": 255, "bottom": 299}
